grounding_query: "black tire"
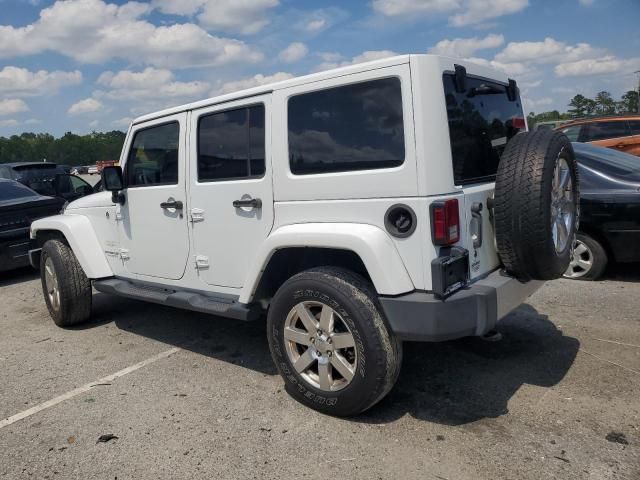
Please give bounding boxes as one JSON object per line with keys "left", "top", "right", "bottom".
{"left": 563, "top": 233, "right": 608, "bottom": 281}
{"left": 40, "top": 239, "right": 92, "bottom": 327}
{"left": 494, "top": 129, "right": 579, "bottom": 281}
{"left": 267, "top": 267, "right": 402, "bottom": 416}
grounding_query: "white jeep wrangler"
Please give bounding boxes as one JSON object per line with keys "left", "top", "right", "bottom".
{"left": 30, "top": 55, "right": 579, "bottom": 416}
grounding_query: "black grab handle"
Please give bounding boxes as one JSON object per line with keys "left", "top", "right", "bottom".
{"left": 160, "top": 200, "right": 183, "bottom": 210}
{"left": 232, "top": 198, "right": 262, "bottom": 209}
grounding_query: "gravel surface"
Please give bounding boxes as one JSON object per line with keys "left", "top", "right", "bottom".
{"left": 1, "top": 266, "right": 638, "bottom": 479}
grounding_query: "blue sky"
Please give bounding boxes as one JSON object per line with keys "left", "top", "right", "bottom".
{"left": 0, "top": 0, "right": 638, "bottom": 136}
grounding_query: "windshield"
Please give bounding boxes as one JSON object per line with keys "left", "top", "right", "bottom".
{"left": 0, "top": 181, "right": 40, "bottom": 201}
{"left": 443, "top": 74, "right": 525, "bottom": 185}
{"left": 573, "top": 142, "right": 640, "bottom": 177}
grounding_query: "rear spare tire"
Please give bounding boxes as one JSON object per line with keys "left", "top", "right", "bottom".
{"left": 494, "top": 130, "right": 579, "bottom": 281}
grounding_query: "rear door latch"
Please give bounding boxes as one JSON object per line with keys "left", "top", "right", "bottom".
{"left": 470, "top": 202, "right": 483, "bottom": 249}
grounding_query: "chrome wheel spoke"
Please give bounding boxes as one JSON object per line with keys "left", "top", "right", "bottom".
{"left": 318, "top": 305, "right": 334, "bottom": 333}
{"left": 556, "top": 218, "right": 569, "bottom": 247}
{"left": 331, "top": 332, "right": 355, "bottom": 349}
{"left": 318, "top": 360, "right": 332, "bottom": 390}
{"left": 284, "top": 327, "right": 311, "bottom": 346}
{"left": 559, "top": 167, "right": 570, "bottom": 190}
{"left": 330, "top": 353, "right": 355, "bottom": 381}
{"left": 577, "top": 259, "right": 592, "bottom": 270}
{"left": 574, "top": 242, "right": 588, "bottom": 256}
{"left": 295, "top": 303, "right": 318, "bottom": 333}
{"left": 293, "top": 348, "right": 316, "bottom": 373}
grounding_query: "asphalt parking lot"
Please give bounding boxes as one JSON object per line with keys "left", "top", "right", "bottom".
{"left": 1, "top": 267, "right": 639, "bottom": 479}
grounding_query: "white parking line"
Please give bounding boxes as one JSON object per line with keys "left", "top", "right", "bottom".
{"left": 0, "top": 347, "right": 181, "bottom": 430}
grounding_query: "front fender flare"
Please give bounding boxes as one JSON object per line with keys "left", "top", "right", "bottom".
{"left": 30, "top": 214, "right": 113, "bottom": 279}
{"left": 240, "top": 223, "right": 414, "bottom": 303}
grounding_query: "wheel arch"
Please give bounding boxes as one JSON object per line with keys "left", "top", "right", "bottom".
{"left": 31, "top": 215, "right": 113, "bottom": 279}
{"left": 240, "top": 223, "right": 415, "bottom": 304}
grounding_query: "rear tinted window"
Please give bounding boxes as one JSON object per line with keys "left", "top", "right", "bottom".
{"left": 443, "top": 74, "right": 524, "bottom": 185}
{"left": 583, "top": 121, "right": 631, "bottom": 141}
{"left": 288, "top": 77, "right": 405, "bottom": 175}
{"left": 0, "top": 181, "right": 39, "bottom": 201}
{"left": 560, "top": 125, "right": 583, "bottom": 142}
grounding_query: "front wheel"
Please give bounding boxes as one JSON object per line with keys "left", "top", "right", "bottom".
{"left": 267, "top": 267, "right": 402, "bottom": 416}
{"left": 40, "top": 239, "right": 92, "bottom": 327}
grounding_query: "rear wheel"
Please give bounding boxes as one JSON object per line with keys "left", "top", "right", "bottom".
{"left": 267, "top": 267, "right": 402, "bottom": 416}
{"left": 40, "top": 239, "right": 92, "bottom": 327}
{"left": 563, "top": 233, "right": 607, "bottom": 280}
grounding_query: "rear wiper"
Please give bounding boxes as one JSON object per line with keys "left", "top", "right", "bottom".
{"left": 467, "top": 84, "right": 505, "bottom": 97}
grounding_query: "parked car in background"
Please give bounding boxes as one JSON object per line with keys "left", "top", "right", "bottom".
{"left": 557, "top": 115, "right": 640, "bottom": 156}
{"left": 0, "top": 162, "right": 95, "bottom": 202}
{"left": 535, "top": 120, "right": 569, "bottom": 130}
{"left": 564, "top": 142, "right": 640, "bottom": 280}
{"left": 87, "top": 165, "right": 99, "bottom": 175}
{"left": 96, "top": 160, "right": 118, "bottom": 173}
{"left": 0, "top": 179, "right": 65, "bottom": 272}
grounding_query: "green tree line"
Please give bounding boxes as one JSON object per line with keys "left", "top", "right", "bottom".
{"left": 527, "top": 90, "right": 638, "bottom": 129}
{"left": 0, "top": 130, "right": 126, "bottom": 166}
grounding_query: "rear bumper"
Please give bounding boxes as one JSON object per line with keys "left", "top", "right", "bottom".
{"left": 379, "top": 270, "right": 544, "bottom": 341}
{"left": 0, "top": 234, "right": 32, "bottom": 272}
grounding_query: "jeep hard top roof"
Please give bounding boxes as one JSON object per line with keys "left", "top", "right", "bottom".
{"left": 132, "top": 54, "right": 512, "bottom": 126}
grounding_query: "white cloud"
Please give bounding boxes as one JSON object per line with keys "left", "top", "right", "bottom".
{"left": 463, "top": 57, "right": 529, "bottom": 76}
{"left": 316, "top": 50, "right": 400, "bottom": 72}
{"left": 450, "top": 0, "right": 528, "bottom": 27}
{"left": 96, "top": 68, "right": 210, "bottom": 101}
{"left": 0, "top": 99, "right": 29, "bottom": 116}
{"left": 24, "top": 118, "right": 42, "bottom": 125}
{"left": 154, "top": 0, "right": 280, "bottom": 35}
{"left": 555, "top": 56, "right": 640, "bottom": 77}
{"left": 495, "top": 37, "right": 603, "bottom": 64}
{"left": 89, "top": 119, "right": 100, "bottom": 128}
{"left": 0, "top": 66, "right": 82, "bottom": 97}
{"left": 216, "top": 72, "right": 294, "bottom": 95}
{"left": 112, "top": 117, "right": 133, "bottom": 128}
{"left": 68, "top": 98, "right": 103, "bottom": 115}
{"left": 524, "top": 97, "right": 553, "bottom": 109}
{"left": 0, "top": 119, "right": 19, "bottom": 128}
{"left": 278, "top": 42, "right": 308, "bottom": 63}
{"left": 429, "top": 33, "right": 504, "bottom": 58}
{"left": 373, "top": 0, "right": 527, "bottom": 26}
{"left": 372, "top": 0, "right": 460, "bottom": 16}
{"left": 305, "top": 18, "right": 326, "bottom": 32}
{"left": 0, "top": 0, "right": 263, "bottom": 68}
{"left": 197, "top": 0, "right": 279, "bottom": 35}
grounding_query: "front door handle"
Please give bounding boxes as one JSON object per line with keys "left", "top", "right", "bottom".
{"left": 160, "top": 200, "right": 183, "bottom": 210}
{"left": 233, "top": 198, "right": 262, "bottom": 209}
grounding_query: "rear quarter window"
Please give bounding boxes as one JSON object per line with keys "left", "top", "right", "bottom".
{"left": 287, "top": 77, "right": 405, "bottom": 175}
{"left": 443, "top": 74, "right": 524, "bottom": 185}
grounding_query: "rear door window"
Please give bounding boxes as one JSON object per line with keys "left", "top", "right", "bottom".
{"left": 583, "top": 121, "right": 631, "bottom": 141}
{"left": 443, "top": 74, "right": 524, "bottom": 185}
{"left": 288, "top": 77, "right": 405, "bottom": 175}
{"left": 560, "top": 125, "right": 583, "bottom": 142}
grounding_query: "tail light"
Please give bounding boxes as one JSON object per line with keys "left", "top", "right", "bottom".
{"left": 512, "top": 116, "right": 526, "bottom": 130}
{"left": 430, "top": 199, "right": 460, "bottom": 246}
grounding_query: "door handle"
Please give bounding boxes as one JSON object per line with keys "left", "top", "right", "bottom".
{"left": 233, "top": 198, "right": 262, "bottom": 209}
{"left": 160, "top": 200, "right": 183, "bottom": 210}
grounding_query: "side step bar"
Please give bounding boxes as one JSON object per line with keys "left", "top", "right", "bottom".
{"left": 93, "top": 278, "right": 261, "bottom": 321}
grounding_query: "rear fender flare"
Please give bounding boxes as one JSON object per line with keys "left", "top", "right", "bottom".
{"left": 240, "top": 223, "right": 414, "bottom": 303}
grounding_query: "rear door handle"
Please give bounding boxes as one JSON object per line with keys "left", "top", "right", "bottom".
{"left": 160, "top": 200, "right": 183, "bottom": 210}
{"left": 233, "top": 198, "right": 262, "bottom": 209}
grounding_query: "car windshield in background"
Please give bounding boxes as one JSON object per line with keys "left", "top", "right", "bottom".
{"left": 443, "top": 74, "right": 524, "bottom": 185}
{"left": 573, "top": 142, "right": 640, "bottom": 177}
{"left": 0, "top": 181, "right": 40, "bottom": 202}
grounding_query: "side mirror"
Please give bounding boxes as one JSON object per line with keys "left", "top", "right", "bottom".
{"left": 101, "top": 166, "right": 125, "bottom": 205}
